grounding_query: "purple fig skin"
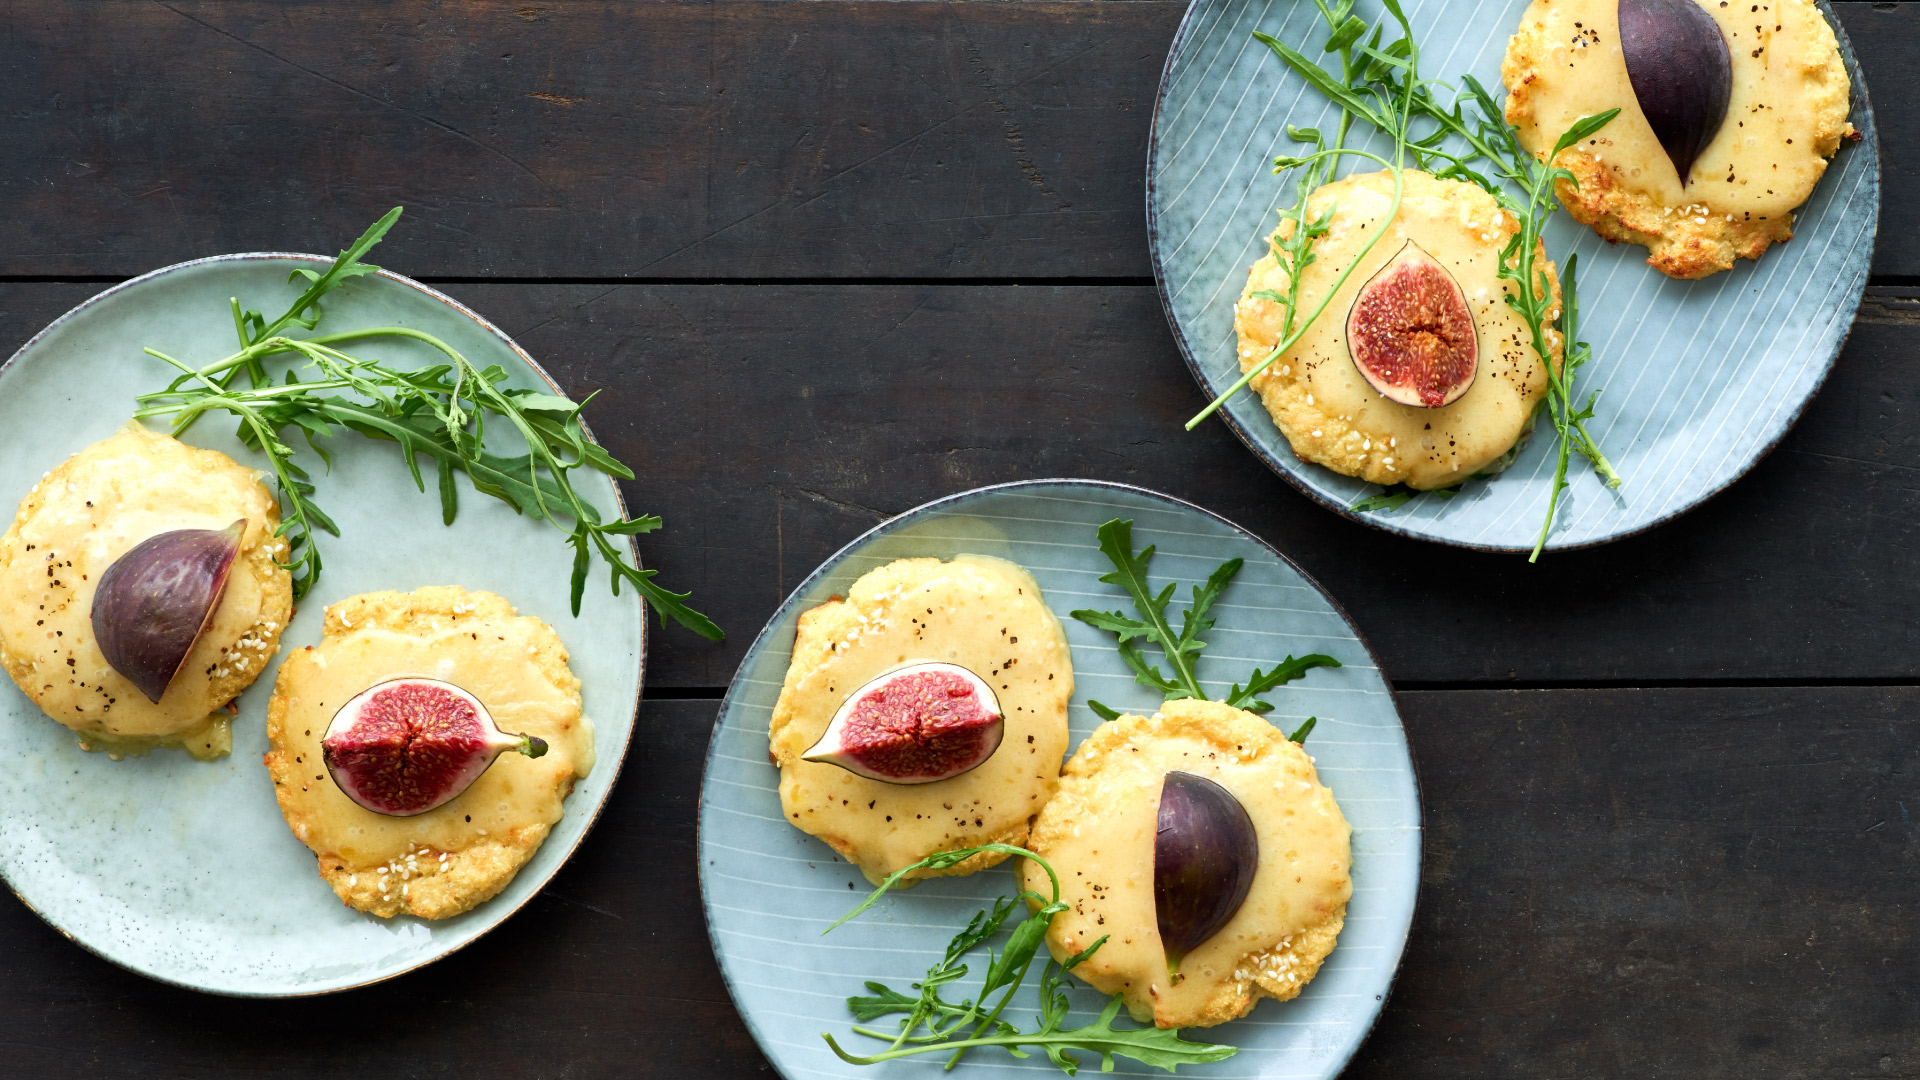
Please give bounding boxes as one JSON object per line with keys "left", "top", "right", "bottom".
{"left": 801, "top": 662, "right": 1004, "bottom": 784}
{"left": 1154, "top": 770, "right": 1259, "bottom": 971}
{"left": 90, "top": 520, "right": 246, "bottom": 703}
{"left": 322, "top": 678, "right": 546, "bottom": 817}
{"left": 1619, "top": 0, "right": 1732, "bottom": 186}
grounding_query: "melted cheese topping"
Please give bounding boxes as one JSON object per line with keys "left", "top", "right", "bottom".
{"left": 770, "top": 556, "right": 1073, "bottom": 885}
{"left": 1503, "top": 0, "right": 1852, "bottom": 277}
{"left": 1024, "top": 700, "right": 1351, "bottom": 1029}
{"left": 266, "top": 587, "right": 592, "bottom": 919}
{"left": 1236, "top": 169, "right": 1561, "bottom": 490}
{"left": 0, "top": 424, "right": 291, "bottom": 756}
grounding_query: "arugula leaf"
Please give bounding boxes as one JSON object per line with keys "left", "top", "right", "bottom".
{"left": 822, "top": 843, "right": 1237, "bottom": 1074}
{"left": 1072, "top": 519, "right": 1207, "bottom": 700}
{"left": 1072, "top": 519, "right": 1340, "bottom": 727}
{"left": 1187, "top": 1, "right": 1626, "bottom": 557}
{"left": 133, "top": 211, "right": 722, "bottom": 639}
{"left": 1225, "top": 654, "right": 1342, "bottom": 714}
{"left": 1351, "top": 487, "right": 1416, "bottom": 513}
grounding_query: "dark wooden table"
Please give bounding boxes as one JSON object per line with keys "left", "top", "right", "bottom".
{"left": 0, "top": 2, "right": 1913, "bottom": 1076}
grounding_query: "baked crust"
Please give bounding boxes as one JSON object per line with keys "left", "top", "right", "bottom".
{"left": 769, "top": 556, "right": 1073, "bottom": 886}
{"left": 265, "top": 586, "right": 590, "bottom": 920}
{"left": 1024, "top": 699, "right": 1351, "bottom": 1028}
{"left": 0, "top": 424, "right": 291, "bottom": 758}
{"left": 1236, "top": 169, "right": 1561, "bottom": 490}
{"left": 1502, "top": 0, "right": 1853, "bottom": 278}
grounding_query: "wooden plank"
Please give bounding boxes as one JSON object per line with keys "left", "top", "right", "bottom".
{"left": 1835, "top": 2, "right": 1919, "bottom": 280}
{"left": 0, "top": 1, "right": 1904, "bottom": 281}
{"left": 1352, "top": 686, "right": 1920, "bottom": 1078}
{"left": 0, "top": 0, "right": 1175, "bottom": 280}
{"left": 0, "top": 281, "right": 1912, "bottom": 685}
{"left": 0, "top": 689, "right": 1910, "bottom": 1076}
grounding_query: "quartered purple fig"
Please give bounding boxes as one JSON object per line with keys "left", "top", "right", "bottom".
{"left": 91, "top": 520, "right": 246, "bottom": 703}
{"left": 322, "top": 678, "right": 547, "bottom": 817}
{"left": 1154, "top": 770, "right": 1259, "bottom": 970}
{"left": 1619, "top": 0, "right": 1732, "bottom": 185}
{"left": 802, "top": 662, "right": 1004, "bottom": 784}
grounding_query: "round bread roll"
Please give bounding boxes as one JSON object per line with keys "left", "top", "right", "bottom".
{"left": 1024, "top": 699, "right": 1351, "bottom": 1029}
{"left": 0, "top": 423, "right": 292, "bottom": 759}
{"left": 769, "top": 555, "right": 1072, "bottom": 886}
{"left": 265, "top": 586, "right": 594, "bottom": 920}
{"left": 1503, "top": 0, "right": 1853, "bottom": 278}
{"left": 1236, "top": 169, "right": 1562, "bottom": 490}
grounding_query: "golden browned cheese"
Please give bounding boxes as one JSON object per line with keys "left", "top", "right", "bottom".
{"left": 265, "top": 587, "right": 594, "bottom": 920}
{"left": 769, "top": 556, "right": 1073, "bottom": 886}
{"left": 1503, "top": 0, "right": 1853, "bottom": 278}
{"left": 1236, "top": 170, "right": 1562, "bottom": 490}
{"left": 0, "top": 424, "right": 292, "bottom": 759}
{"left": 1023, "top": 699, "right": 1351, "bottom": 1029}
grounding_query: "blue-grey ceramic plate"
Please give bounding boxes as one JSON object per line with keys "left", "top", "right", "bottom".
{"left": 0, "top": 255, "right": 646, "bottom": 995}
{"left": 699, "top": 480, "right": 1419, "bottom": 1079}
{"left": 1149, "top": 0, "right": 1879, "bottom": 550}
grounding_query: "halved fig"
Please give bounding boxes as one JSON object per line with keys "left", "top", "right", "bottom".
{"left": 801, "top": 662, "right": 1004, "bottom": 784}
{"left": 322, "top": 677, "right": 547, "bottom": 817}
{"left": 1154, "top": 770, "right": 1259, "bottom": 970}
{"left": 1346, "top": 240, "right": 1479, "bottom": 408}
{"left": 1620, "top": 0, "right": 1732, "bottom": 186}
{"left": 91, "top": 520, "right": 246, "bottom": 703}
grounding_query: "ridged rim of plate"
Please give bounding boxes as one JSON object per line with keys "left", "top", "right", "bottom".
{"left": 1146, "top": 0, "right": 1880, "bottom": 552}
{"left": 0, "top": 252, "right": 646, "bottom": 997}
{"left": 698, "top": 477, "right": 1421, "bottom": 1079}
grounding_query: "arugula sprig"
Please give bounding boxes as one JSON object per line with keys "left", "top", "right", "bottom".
{"left": 1187, "top": 0, "right": 1423, "bottom": 430}
{"left": 1186, "top": 0, "right": 1625, "bottom": 555}
{"left": 821, "top": 843, "right": 1238, "bottom": 1074}
{"left": 132, "top": 209, "right": 722, "bottom": 639}
{"left": 1069, "top": 519, "right": 1338, "bottom": 733}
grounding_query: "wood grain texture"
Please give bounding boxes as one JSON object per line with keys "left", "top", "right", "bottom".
{"left": 0, "top": 0, "right": 1897, "bottom": 280}
{"left": 1838, "top": 2, "right": 1917, "bottom": 280}
{"left": 0, "top": 281, "right": 1911, "bottom": 685}
{"left": 0, "top": 690, "right": 1907, "bottom": 1077}
{"left": 1352, "top": 686, "right": 1920, "bottom": 1079}
{"left": 0, "top": 0, "right": 1172, "bottom": 280}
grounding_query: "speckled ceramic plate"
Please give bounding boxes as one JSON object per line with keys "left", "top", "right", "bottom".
{"left": 699, "top": 480, "right": 1419, "bottom": 1079}
{"left": 1149, "top": 0, "right": 1879, "bottom": 550}
{"left": 0, "top": 255, "right": 646, "bottom": 995}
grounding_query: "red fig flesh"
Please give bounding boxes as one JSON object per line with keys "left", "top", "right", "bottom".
{"left": 1154, "top": 771, "right": 1259, "bottom": 970}
{"left": 322, "top": 678, "right": 547, "bottom": 817}
{"left": 1619, "top": 0, "right": 1732, "bottom": 186}
{"left": 1346, "top": 240, "right": 1479, "bottom": 408}
{"left": 90, "top": 520, "right": 246, "bottom": 703}
{"left": 801, "top": 662, "right": 1004, "bottom": 784}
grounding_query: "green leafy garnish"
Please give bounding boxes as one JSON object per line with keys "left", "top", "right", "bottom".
{"left": 1349, "top": 482, "right": 1461, "bottom": 513}
{"left": 1070, "top": 519, "right": 1339, "bottom": 726}
{"left": 131, "top": 209, "right": 721, "bottom": 639}
{"left": 821, "top": 843, "right": 1238, "bottom": 1074}
{"left": 1186, "top": 0, "right": 1624, "bottom": 556}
